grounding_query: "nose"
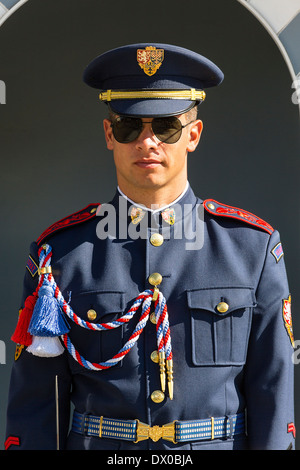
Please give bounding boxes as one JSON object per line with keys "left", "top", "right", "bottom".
{"left": 135, "top": 121, "right": 159, "bottom": 150}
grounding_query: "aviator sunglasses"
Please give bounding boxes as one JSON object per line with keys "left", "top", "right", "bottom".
{"left": 110, "top": 116, "right": 195, "bottom": 144}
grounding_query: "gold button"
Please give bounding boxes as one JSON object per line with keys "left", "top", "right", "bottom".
{"left": 151, "top": 390, "right": 165, "bottom": 403}
{"left": 207, "top": 203, "right": 215, "bottom": 210}
{"left": 216, "top": 302, "right": 229, "bottom": 313}
{"left": 150, "top": 350, "right": 159, "bottom": 363}
{"left": 150, "top": 233, "right": 164, "bottom": 247}
{"left": 148, "top": 272, "right": 163, "bottom": 286}
{"left": 87, "top": 309, "right": 97, "bottom": 321}
{"left": 150, "top": 312, "right": 156, "bottom": 324}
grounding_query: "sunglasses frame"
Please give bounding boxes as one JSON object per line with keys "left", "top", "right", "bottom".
{"left": 110, "top": 116, "right": 195, "bottom": 144}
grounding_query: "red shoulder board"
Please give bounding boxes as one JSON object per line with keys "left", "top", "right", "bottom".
{"left": 36, "top": 203, "right": 100, "bottom": 246}
{"left": 203, "top": 199, "right": 274, "bottom": 235}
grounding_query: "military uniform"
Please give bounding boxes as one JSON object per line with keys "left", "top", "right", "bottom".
{"left": 5, "top": 43, "right": 295, "bottom": 450}
{"left": 5, "top": 186, "right": 295, "bottom": 450}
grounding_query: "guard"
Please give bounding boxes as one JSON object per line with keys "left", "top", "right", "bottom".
{"left": 5, "top": 43, "right": 295, "bottom": 450}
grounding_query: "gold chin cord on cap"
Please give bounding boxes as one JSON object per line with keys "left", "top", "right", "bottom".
{"left": 99, "top": 89, "right": 206, "bottom": 103}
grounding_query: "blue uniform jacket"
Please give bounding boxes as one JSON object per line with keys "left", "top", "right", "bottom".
{"left": 5, "top": 185, "right": 295, "bottom": 450}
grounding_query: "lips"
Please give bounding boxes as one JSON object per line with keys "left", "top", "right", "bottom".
{"left": 135, "top": 159, "right": 162, "bottom": 169}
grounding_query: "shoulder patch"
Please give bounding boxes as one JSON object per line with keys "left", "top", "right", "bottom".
{"left": 26, "top": 255, "right": 39, "bottom": 278}
{"left": 36, "top": 203, "right": 100, "bottom": 246}
{"left": 283, "top": 294, "right": 294, "bottom": 347}
{"left": 271, "top": 242, "right": 284, "bottom": 262}
{"left": 203, "top": 199, "right": 274, "bottom": 235}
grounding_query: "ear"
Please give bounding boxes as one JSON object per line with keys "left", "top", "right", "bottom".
{"left": 186, "top": 120, "right": 203, "bottom": 153}
{"left": 103, "top": 119, "right": 114, "bottom": 150}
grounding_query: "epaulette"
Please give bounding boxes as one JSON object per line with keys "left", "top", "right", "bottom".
{"left": 36, "top": 203, "right": 100, "bottom": 246}
{"left": 203, "top": 199, "right": 274, "bottom": 235}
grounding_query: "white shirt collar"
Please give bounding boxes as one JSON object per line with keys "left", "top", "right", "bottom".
{"left": 117, "top": 182, "right": 190, "bottom": 214}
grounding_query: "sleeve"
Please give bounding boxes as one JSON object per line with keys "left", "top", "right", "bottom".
{"left": 244, "top": 230, "right": 295, "bottom": 450}
{"left": 5, "top": 242, "right": 72, "bottom": 450}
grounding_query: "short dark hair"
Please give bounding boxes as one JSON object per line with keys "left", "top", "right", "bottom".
{"left": 184, "top": 105, "right": 198, "bottom": 123}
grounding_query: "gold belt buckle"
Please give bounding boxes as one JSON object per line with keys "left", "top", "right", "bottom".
{"left": 134, "top": 420, "right": 177, "bottom": 444}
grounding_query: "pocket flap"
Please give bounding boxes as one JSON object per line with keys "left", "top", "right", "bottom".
{"left": 187, "top": 287, "right": 256, "bottom": 315}
{"left": 70, "top": 291, "right": 125, "bottom": 321}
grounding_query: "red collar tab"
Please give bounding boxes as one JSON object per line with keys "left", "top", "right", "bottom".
{"left": 36, "top": 203, "right": 100, "bottom": 246}
{"left": 203, "top": 199, "right": 274, "bottom": 235}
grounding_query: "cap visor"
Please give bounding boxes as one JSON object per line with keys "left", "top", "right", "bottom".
{"left": 108, "top": 98, "right": 200, "bottom": 117}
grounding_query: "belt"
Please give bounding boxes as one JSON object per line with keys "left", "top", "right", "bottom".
{"left": 72, "top": 410, "right": 246, "bottom": 444}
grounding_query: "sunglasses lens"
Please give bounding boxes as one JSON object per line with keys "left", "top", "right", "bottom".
{"left": 152, "top": 117, "right": 182, "bottom": 144}
{"left": 111, "top": 116, "right": 183, "bottom": 144}
{"left": 112, "top": 117, "right": 142, "bottom": 143}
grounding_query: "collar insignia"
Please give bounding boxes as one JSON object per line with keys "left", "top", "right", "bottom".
{"left": 161, "top": 207, "right": 175, "bottom": 225}
{"left": 131, "top": 207, "right": 146, "bottom": 225}
{"left": 130, "top": 206, "right": 176, "bottom": 225}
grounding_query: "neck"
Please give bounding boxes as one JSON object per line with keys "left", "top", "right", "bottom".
{"left": 118, "top": 182, "right": 189, "bottom": 210}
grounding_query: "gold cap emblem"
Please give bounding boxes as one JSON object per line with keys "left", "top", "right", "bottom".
{"left": 137, "top": 46, "right": 164, "bottom": 76}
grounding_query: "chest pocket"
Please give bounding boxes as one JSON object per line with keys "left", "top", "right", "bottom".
{"left": 68, "top": 291, "right": 125, "bottom": 368}
{"left": 187, "top": 287, "right": 256, "bottom": 366}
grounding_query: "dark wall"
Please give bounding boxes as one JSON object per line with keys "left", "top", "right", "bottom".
{"left": 0, "top": 0, "right": 299, "bottom": 448}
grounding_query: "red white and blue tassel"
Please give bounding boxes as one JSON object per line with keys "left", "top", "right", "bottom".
{"left": 26, "top": 244, "right": 70, "bottom": 357}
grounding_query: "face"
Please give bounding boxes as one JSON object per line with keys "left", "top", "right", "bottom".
{"left": 103, "top": 111, "right": 203, "bottom": 203}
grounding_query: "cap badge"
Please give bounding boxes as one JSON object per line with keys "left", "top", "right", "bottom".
{"left": 137, "top": 46, "right": 164, "bottom": 76}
